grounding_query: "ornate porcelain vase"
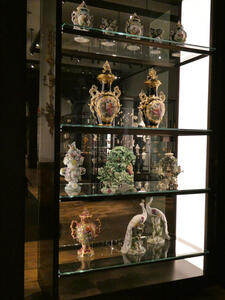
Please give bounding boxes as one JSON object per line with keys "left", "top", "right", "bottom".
{"left": 70, "top": 210, "right": 101, "bottom": 258}
{"left": 89, "top": 61, "right": 121, "bottom": 126}
{"left": 71, "top": 1, "right": 93, "bottom": 43}
{"left": 125, "top": 13, "right": 143, "bottom": 51}
{"left": 139, "top": 68, "right": 166, "bottom": 128}
{"left": 156, "top": 152, "right": 182, "bottom": 190}
{"left": 171, "top": 21, "right": 187, "bottom": 43}
{"left": 71, "top": 1, "right": 93, "bottom": 29}
{"left": 125, "top": 13, "right": 143, "bottom": 37}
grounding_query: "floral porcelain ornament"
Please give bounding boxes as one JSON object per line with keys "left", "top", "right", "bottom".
{"left": 89, "top": 61, "right": 121, "bottom": 126}
{"left": 98, "top": 146, "right": 136, "bottom": 194}
{"left": 70, "top": 210, "right": 101, "bottom": 258}
{"left": 71, "top": 1, "right": 93, "bottom": 43}
{"left": 155, "top": 152, "right": 182, "bottom": 190}
{"left": 125, "top": 13, "right": 144, "bottom": 51}
{"left": 171, "top": 21, "right": 187, "bottom": 43}
{"left": 139, "top": 68, "right": 166, "bottom": 128}
{"left": 170, "top": 21, "right": 187, "bottom": 57}
{"left": 60, "top": 142, "right": 86, "bottom": 196}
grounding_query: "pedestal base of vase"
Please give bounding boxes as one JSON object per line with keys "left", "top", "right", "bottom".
{"left": 77, "top": 246, "right": 94, "bottom": 258}
{"left": 146, "top": 124, "right": 159, "bottom": 128}
{"left": 98, "top": 123, "right": 112, "bottom": 126}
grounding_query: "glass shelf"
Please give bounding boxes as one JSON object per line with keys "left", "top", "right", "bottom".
{"left": 58, "top": 235, "right": 208, "bottom": 276}
{"left": 61, "top": 23, "right": 214, "bottom": 68}
{"left": 60, "top": 123, "right": 212, "bottom": 136}
{"left": 59, "top": 182, "right": 209, "bottom": 201}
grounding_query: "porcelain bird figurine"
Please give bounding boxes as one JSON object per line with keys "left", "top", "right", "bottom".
{"left": 146, "top": 197, "right": 170, "bottom": 244}
{"left": 121, "top": 200, "right": 147, "bottom": 255}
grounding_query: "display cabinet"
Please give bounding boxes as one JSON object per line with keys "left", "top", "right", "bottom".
{"left": 37, "top": 0, "right": 215, "bottom": 299}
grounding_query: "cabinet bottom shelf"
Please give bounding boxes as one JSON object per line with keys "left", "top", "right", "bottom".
{"left": 59, "top": 236, "right": 206, "bottom": 276}
{"left": 59, "top": 259, "right": 204, "bottom": 300}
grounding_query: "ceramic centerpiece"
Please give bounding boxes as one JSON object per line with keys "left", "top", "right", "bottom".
{"left": 71, "top": 1, "right": 93, "bottom": 43}
{"left": 89, "top": 61, "right": 121, "bottom": 126}
{"left": 171, "top": 21, "right": 187, "bottom": 43}
{"left": 70, "top": 210, "right": 101, "bottom": 258}
{"left": 155, "top": 152, "right": 182, "bottom": 190}
{"left": 60, "top": 142, "right": 86, "bottom": 197}
{"left": 139, "top": 68, "right": 166, "bottom": 128}
{"left": 98, "top": 146, "right": 136, "bottom": 194}
{"left": 170, "top": 21, "right": 187, "bottom": 57}
{"left": 125, "top": 13, "right": 143, "bottom": 51}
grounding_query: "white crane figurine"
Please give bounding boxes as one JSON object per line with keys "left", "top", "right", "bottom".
{"left": 146, "top": 197, "right": 170, "bottom": 245}
{"left": 121, "top": 200, "right": 147, "bottom": 255}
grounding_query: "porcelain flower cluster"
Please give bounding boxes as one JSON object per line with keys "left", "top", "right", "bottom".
{"left": 98, "top": 146, "right": 136, "bottom": 194}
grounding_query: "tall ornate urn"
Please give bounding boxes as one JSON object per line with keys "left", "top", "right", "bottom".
{"left": 139, "top": 68, "right": 166, "bottom": 128}
{"left": 89, "top": 61, "right": 121, "bottom": 126}
{"left": 70, "top": 210, "right": 101, "bottom": 258}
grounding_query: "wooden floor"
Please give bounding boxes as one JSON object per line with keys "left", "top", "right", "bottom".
{"left": 24, "top": 167, "right": 225, "bottom": 299}
{"left": 24, "top": 241, "right": 41, "bottom": 299}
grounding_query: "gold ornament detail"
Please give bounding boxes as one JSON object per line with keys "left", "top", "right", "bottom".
{"left": 138, "top": 68, "right": 166, "bottom": 128}
{"left": 89, "top": 61, "right": 121, "bottom": 126}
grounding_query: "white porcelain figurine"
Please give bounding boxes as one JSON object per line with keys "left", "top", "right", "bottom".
{"left": 121, "top": 200, "right": 147, "bottom": 255}
{"left": 60, "top": 142, "right": 86, "bottom": 197}
{"left": 146, "top": 197, "right": 170, "bottom": 245}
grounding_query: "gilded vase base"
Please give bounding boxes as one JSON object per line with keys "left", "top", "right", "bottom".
{"left": 77, "top": 247, "right": 94, "bottom": 258}
{"left": 98, "top": 123, "right": 112, "bottom": 126}
{"left": 146, "top": 124, "right": 159, "bottom": 128}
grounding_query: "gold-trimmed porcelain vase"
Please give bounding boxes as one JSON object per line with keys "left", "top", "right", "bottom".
{"left": 89, "top": 61, "right": 121, "bottom": 126}
{"left": 139, "top": 68, "right": 166, "bottom": 128}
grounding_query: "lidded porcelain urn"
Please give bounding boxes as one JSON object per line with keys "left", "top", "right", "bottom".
{"left": 139, "top": 68, "right": 166, "bottom": 128}
{"left": 89, "top": 61, "right": 121, "bottom": 126}
{"left": 71, "top": 1, "right": 93, "bottom": 29}
{"left": 125, "top": 13, "right": 143, "bottom": 37}
{"left": 171, "top": 21, "right": 187, "bottom": 43}
{"left": 70, "top": 210, "right": 101, "bottom": 258}
{"left": 125, "top": 13, "right": 143, "bottom": 51}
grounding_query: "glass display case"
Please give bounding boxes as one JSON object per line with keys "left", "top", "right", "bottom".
{"left": 37, "top": 0, "right": 215, "bottom": 298}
